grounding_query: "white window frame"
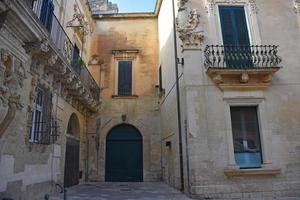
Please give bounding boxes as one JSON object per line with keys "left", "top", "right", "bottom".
{"left": 223, "top": 91, "right": 273, "bottom": 169}
{"left": 206, "top": 0, "right": 261, "bottom": 45}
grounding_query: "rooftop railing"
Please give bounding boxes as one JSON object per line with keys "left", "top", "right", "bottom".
{"left": 204, "top": 45, "right": 282, "bottom": 69}
{"left": 31, "top": 0, "right": 100, "bottom": 101}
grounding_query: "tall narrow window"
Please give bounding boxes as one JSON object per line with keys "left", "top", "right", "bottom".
{"left": 72, "top": 45, "right": 81, "bottom": 74}
{"left": 118, "top": 61, "right": 132, "bottom": 96}
{"left": 30, "top": 87, "right": 53, "bottom": 144}
{"left": 219, "top": 6, "right": 252, "bottom": 68}
{"left": 39, "top": 0, "right": 54, "bottom": 32}
{"left": 230, "top": 106, "right": 262, "bottom": 168}
{"left": 159, "top": 65, "right": 163, "bottom": 92}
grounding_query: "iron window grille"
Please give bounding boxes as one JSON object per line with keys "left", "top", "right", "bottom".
{"left": 29, "top": 87, "right": 59, "bottom": 144}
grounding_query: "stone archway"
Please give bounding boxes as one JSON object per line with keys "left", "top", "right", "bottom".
{"left": 64, "top": 113, "right": 80, "bottom": 187}
{"left": 105, "top": 124, "right": 143, "bottom": 182}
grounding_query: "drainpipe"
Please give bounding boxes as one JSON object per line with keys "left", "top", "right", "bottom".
{"left": 171, "top": 0, "right": 185, "bottom": 192}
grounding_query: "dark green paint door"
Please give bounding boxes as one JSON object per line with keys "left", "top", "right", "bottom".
{"left": 64, "top": 138, "right": 80, "bottom": 187}
{"left": 105, "top": 124, "right": 143, "bottom": 182}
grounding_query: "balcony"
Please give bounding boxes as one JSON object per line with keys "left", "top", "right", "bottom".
{"left": 204, "top": 45, "right": 282, "bottom": 90}
{"left": 29, "top": 0, "right": 100, "bottom": 111}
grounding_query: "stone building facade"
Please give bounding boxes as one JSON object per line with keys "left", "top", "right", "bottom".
{"left": 0, "top": 0, "right": 100, "bottom": 199}
{"left": 0, "top": 0, "right": 300, "bottom": 199}
{"left": 158, "top": 0, "right": 300, "bottom": 198}
{"left": 86, "top": 15, "right": 161, "bottom": 182}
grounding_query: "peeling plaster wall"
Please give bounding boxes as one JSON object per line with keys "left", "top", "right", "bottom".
{"left": 87, "top": 17, "right": 161, "bottom": 182}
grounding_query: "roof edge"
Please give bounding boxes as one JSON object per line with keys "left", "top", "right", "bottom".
{"left": 93, "top": 0, "right": 163, "bottom": 19}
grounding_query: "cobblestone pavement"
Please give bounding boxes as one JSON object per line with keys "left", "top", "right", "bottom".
{"left": 49, "top": 182, "right": 193, "bottom": 200}
{"left": 49, "top": 182, "right": 300, "bottom": 200}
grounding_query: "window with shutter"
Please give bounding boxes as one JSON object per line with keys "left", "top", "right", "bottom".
{"left": 118, "top": 61, "right": 132, "bottom": 96}
{"left": 30, "top": 87, "right": 53, "bottom": 144}
{"left": 230, "top": 106, "right": 262, "bottom": 168}
{"left": 219, "top": 6, "right": 252, "bottom": 68}
{"left": 39, "top": 0, "right": 54, "bottom": 32}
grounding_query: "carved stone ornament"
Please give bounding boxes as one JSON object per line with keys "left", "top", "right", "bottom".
{"left": 295, "top": 0, "right": 300, "bottom": 13}
{"left": 89, "top": 55, "right": 104, "bottom": 65}
{"left": 0, "top": 48, "right": 26, "bottom": 138}
{"left": 66, "top": 4, "right": 90, "bottom": 36}
{"left": 206, "top": 0, "right": 258, "bottom": 14}
{"left": 178, "top": 0, "right": 189, "bottom": 10}
{"left": 23, "top": 39, "right": 50, "bottom": 55}
{"left": 176, "top": 9, "right": 204, "bottom": 49}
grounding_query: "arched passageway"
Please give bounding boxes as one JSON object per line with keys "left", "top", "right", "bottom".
{"left": 105, "top": 124, "right": 143, "bottom": 182}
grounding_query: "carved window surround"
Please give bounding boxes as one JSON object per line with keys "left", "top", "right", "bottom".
{"left": 112, "top": 49, "right": 139, "bottom": 97}
{"left": 223, "top": 92, "right": 275, "bottom": 171}
{"left": 206, "top": 0, "right": 261, "bottom": 45}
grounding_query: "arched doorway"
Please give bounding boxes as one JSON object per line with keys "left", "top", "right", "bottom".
{"left": 105, "top": 124, "right": 143, "bottom": 182}
{"left": 64, "top": 113, "right": 80, "bottom": 187}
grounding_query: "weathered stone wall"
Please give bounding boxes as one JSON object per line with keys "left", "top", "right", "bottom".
{"left": 0, "top": 0, "right": 95, "bottom": 199}
{"left": 157, "top": 0, "right": 187, "bottom": 191}
{"left": 87, "top": 17, "right": 161, "bottom": 182}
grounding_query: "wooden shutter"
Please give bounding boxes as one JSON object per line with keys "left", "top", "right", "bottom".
{"left": 219, "top": 6, "right": 250, "bottom": 46}
{"left": 219, "top": 6, "right": 252, "bottom": 68}
{"left": 40, "top": 0, "right": 54, "bottom": 32}
{"left": 40, "top": 90, "right": 53, "bottom": 144}
{"left": 118, "top": 61, "right": 132, "bottom": 96}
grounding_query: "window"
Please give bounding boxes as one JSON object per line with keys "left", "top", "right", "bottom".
{"left": 230, "top": 106, "right": 262, "bottom": 168}
{"left": 32, "top": 0, "right": 54, "bottom": 32}
{"left": 72, "top": 45, "right": 81, "bottom": 75}
{"left": 158, "top": 65, "right": 163, "bottom": 92}
{"left": 118, "top": 61, "right": 132, "bottom": 96}
{"left": 219, "top": 6, "right": 252, "bottom": 68}
{"left": 30, "top": 87, "right": 53, "bottom": 144}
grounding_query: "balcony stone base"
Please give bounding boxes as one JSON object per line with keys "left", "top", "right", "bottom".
{"left": 207, "top": 67, "right": 280, "bottom": 91}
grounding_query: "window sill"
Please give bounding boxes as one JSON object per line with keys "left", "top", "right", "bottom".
{"left": 224, "top": 168, "right": 281, "bottom": 177}
{"left": 112, "top": 95, "right": 138, "bottom": 99}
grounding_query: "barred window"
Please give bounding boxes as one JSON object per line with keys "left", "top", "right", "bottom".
{"left": 29, "top": 87, "right": 53, "bottom": 144}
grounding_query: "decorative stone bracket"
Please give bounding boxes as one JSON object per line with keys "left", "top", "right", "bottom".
{"left": 24, "top": 40, "right": 100, "bottom": 114}
{"left": 206, "top": 68, "right": 280, "bottom": 91}
{"left": 176, "top": 9, "right": 204, "bottom": 50}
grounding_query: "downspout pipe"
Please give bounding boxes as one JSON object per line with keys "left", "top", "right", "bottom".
{"left": 171, "top": 0, "right": 185, "bottom": 192}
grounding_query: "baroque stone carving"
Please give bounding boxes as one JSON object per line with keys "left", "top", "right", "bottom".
{"left": 176, "top": 9, "right": 204, "bottom": 49}
{"left": 0, "top": 48, "right": 25, "bottom": 137}
{"left": 295, "top": 0, "right": 300, "bottom": 13}
{"left": 67, "top": 4, "right": 90, "bottom": 36}
{"left": 24, "top": 39, "right": 50, "bottom": 54}
{"left": 206, "top": 0, "right": 258, "bottom": 14}
{"left": 178, "top": 0, "right": 189, "bottom": 10}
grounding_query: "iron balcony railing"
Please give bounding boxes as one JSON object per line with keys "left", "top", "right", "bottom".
{"left": 204, "top": 45, "right": 282, "bottom": 69}
{"left": 31, "top": 0, "right": 100, "bottom": 101}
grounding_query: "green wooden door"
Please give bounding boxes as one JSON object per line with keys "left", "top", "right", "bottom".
{"left": 64, "top": 138, "right": 80, "bottom": 187}
{"left": 105, "top": 124, "right": 143, "bottom": 182}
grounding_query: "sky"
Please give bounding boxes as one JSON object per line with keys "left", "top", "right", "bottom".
{"left": 110, "top": 0, "right": 157, "bottom": 13}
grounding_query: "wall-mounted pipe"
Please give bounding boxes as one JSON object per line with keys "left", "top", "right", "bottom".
{"left": 171, "top": 0, "right": 185, "bottom": 192}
